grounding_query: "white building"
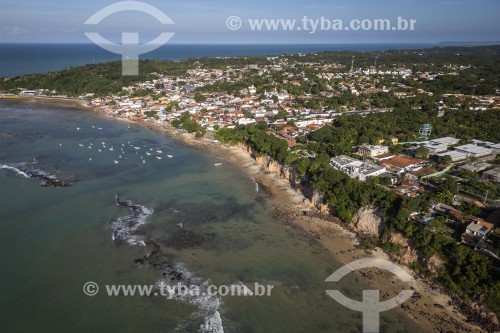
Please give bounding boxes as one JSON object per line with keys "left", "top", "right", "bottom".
{"left": 331, "top": 155, "right": 386, "bottom": 181}
{"left": 238, "top": 118, "right": 257, "bottom": 125}
{"left": 454, "top": 144, "right": 493, "bottom": 159}
{"left": 358, "top": 145, "right": 389, "bottom": 158}
{"left": 295, "top": 119, "right": 333, "bottom": 128}
{"left": 483, "top": 167, "right": 500, "bottom": 184}
{"left": 436, "top": 151, "right": 468, "bottom": 162}
{"left": 417, "top": 137, "right": 460, "bottom": 154}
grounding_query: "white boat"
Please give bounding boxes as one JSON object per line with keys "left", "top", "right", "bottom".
{"left": 76, "top": 127, "right": 80, "bottom": 131}
{"left": 109, "top": 147, "right": 114, "bottom": 151}
{"left": 114, "top": 160, "right": 119, "bottom": 164}
{"left": 98, "top": 149, "right": 102, "bottom": 153}
{"left": 79, "top": 144, "right": 84, "bottom": 147}
{"left": 214, "top": 163, "right": 223, "bottom": 166}
{"left": 146, "top": 152, "right": 151, "bottom": 156}
{"left": 167, "top": 154, "right": 173, "bottom": 158}
{"left": 156, "top": 149, "right": 163, "bottom": 154}
{"left": 142, "top": 160, "right": 146, "bottom": 164}
{"left": 89, "top": 157, "right": 93, "bottom": 162}
{"left": 156, "top": 156, "right": 162, "bottom": 160}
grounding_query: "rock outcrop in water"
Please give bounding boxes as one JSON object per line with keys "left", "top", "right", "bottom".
{"left": 0, "top": 161, "right": 74, "bottom": 187}
{"left": 110, "top": 195, "right": 153, "bottom": 246}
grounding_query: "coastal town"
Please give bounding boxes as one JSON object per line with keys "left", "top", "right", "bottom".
{"left": 3, "top": 51, "right": 499, "bottom": 261}
{"left": 1, "top": 48, "right": 500, "bottom": 331}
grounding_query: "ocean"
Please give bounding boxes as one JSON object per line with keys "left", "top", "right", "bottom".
{"left": 0, "top": 100, "right": 426, "bottom": 332}
{"left": 0, "top": 43, "right": 436, "bottom": 77}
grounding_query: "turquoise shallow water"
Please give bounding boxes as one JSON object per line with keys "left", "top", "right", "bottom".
{"left": 0, "top": 101, "right": 425, "bottom": 333}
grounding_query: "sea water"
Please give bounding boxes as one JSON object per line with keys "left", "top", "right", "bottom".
{"left": 0, "top": 100, "right": 425, "bottom": 332}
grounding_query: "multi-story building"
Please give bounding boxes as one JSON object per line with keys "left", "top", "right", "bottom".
{"left": 357, "top": 144, "right": 389, "bottom": 158}
{"left": 330, "top": 155, "right": 386, "bottom": 181}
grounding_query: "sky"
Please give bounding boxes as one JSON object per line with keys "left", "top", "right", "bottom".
{"left": 0, "top": 0, "right": 499, "bottom": 44}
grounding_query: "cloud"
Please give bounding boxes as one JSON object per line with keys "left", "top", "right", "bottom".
{"left": 2, "top": 26, "right": 30, "bottom": 34}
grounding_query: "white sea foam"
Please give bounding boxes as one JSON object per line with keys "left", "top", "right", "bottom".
{"left": 157, "top": 262, "right": 225, "bottom": 333}
{"left": 110, "top": 198, "right": 153, "bottom": 247}
{"left": 0, "top": 164, "right": 31, "bottom": 178}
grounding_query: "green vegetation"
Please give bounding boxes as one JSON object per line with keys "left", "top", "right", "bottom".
{"left": 171, "top": 112, "right": 206, "bottom": 137}
{"left": 0, "top": 59, "right": 192, "bottom": 97}
{"left": 216, "top": 121, "right": 499, "bottom": 318}
{"left": 216, "top": 122, "right": 293, "bottom": 164}
{"left": 306, "top": 109, "right": 500, "bottom": 156}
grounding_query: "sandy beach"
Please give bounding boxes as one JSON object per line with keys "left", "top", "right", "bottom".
{"left": 0, "top": 95, "right": 90, "bottom": 109}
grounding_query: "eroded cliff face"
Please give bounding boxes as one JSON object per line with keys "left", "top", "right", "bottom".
{"left": 352, "top": 206, "right": 385, "bottom": 237}
{"left": 383, "top": 231, "right": 419, "bottom": 266}
{"left": 240, "top": 143, "right": 301, "bottom": 189}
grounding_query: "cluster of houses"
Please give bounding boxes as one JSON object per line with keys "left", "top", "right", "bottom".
{"left": 72, "top": 53, "right": 500, "bottom": 141}
{"left": 327, "top": 136, "right": 499, "bottom": 259}
{"left": 4, "top": 53, "right": 499, "bottom": 260}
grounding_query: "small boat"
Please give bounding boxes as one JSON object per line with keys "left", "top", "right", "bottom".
{"left": 167, "top": 154, "right": 173, "bottom": 158}
{"left": 76, "top": 127, "right": 80, "bottom": 131}
{"left": 109, "top": 147, "right": 114, "bottom": 151}
{"left": 156, "top": 149, "right": 163, "bottom": 154}
{"left": 214, "top": 163, "right": 223, "bottom": 166}
{"left": 79, "top": 144, "right": 84, "bottom": 147}
{"left": 134, "top": 146, "right": 141, "bottom": 150}
{"left": 98, "top": 149, "right": 102, "bottom": 153}
{"left": 98, "top": 127, "right": 103, "bottom": 130}
{"left": 89, "top": 157, "right": 93, "bottom": 162}
{"left": 88, "top": 146, "right": 92, "bottom": 149}
{"left": 142, "top": 160, "right": 146, "bottom": 164}
{"left": 146, "top": 152, "right": 151, "bottom": 156}
{"left": 92, "top": 126, "right": 95, "bottom": 129}
{"left": 114, "top": 160, "right": 119, "bottom": 164}
{"left": 156, "top": 156, "right": 162, "bottom": 160}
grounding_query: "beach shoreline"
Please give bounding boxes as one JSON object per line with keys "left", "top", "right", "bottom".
{"left": 0, "top": 95, "right": 91, "bottom": 109}
{"left": 113, "top": 117, "right": 487, "bottom": 333}
{"left": 0, "top": 94, "right": 487, "bottom": 332}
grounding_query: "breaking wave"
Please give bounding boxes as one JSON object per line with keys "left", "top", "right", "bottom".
{"left": 109, "top": 195, "right": 153, "bottom": 246}
{"left": 156, "top": 262, "right": 225, "bottom": 333}
{"left": 0, "top": 161, "right": 74, "bottom": 187}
